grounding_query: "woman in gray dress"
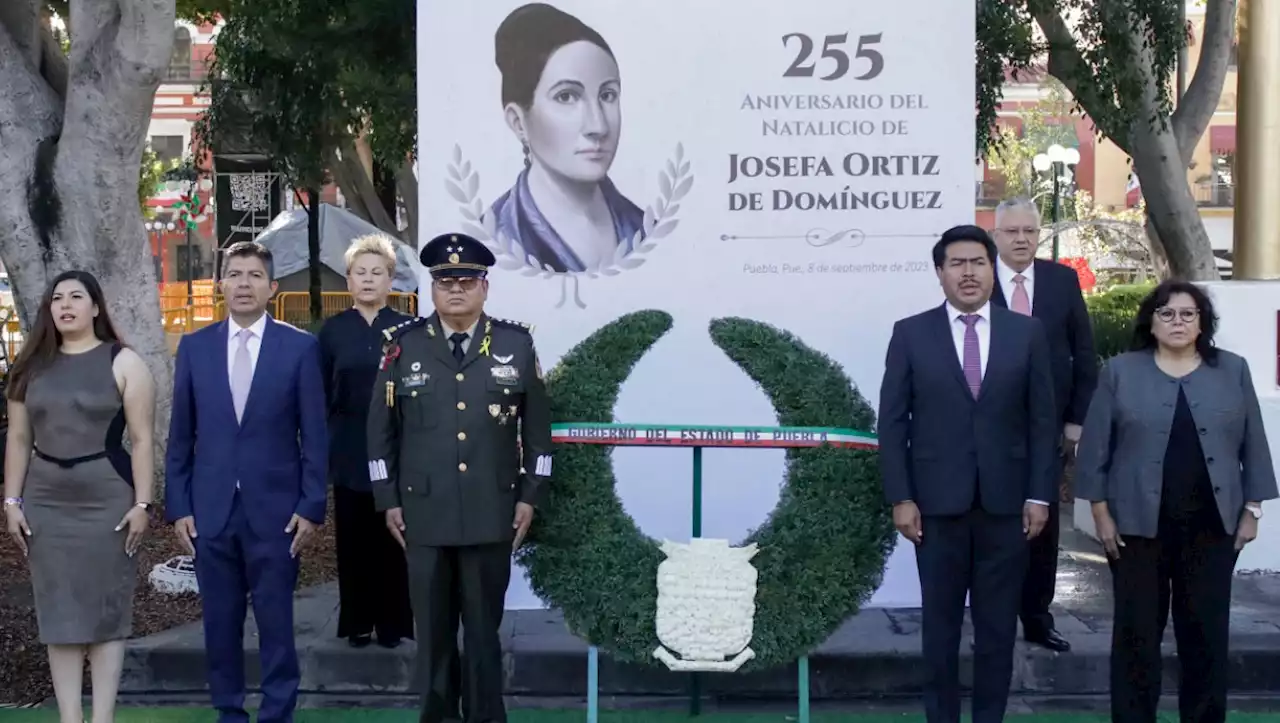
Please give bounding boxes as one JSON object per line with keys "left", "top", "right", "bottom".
{"left": 3, "top": 270, "right": 157, "bottom": 723}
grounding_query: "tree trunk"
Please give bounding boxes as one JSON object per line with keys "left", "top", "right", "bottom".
{"left": 0, "top": 0, "right": 175, "bottom": 479}
{"left": 1132, "top": 125, "right": 1220, "bottom": 279}
{"left": 328, "top": 139, "right": 398, "bottom": 234}
{"left": 305, "top": 188, "right": 323, "bottom": 323}
{"left": 396, "top": 158, "right": 418, "bottom": 247}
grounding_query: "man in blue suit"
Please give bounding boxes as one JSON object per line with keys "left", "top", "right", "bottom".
{"left": 166, "top": 241, "right": 328, "bottom": 723}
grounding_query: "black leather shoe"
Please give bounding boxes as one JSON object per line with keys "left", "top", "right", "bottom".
{"left": 376, "top": 635, "right": 402, "bottom": 649}
{"left": 348, "top": 634, "right": 373, "bottom": 648}
{"left": 1024, "top": 628, "right": 1071, "bottom": 652}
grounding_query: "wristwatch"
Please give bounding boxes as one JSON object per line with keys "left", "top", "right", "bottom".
{"left": 1246, "top": 504, "right": 1264, "bottom": 519}
{"left": 3, "top": 497, "right": 21, "bottom": 509}
{"left": 135, "top": 502, "right": 153, "bottom": 511}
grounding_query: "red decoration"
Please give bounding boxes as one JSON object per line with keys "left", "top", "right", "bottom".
{"left": 1058, "top": 256, "right": 1096, "bottom": 293}
{"left": 380, "top": 345, "right": 401, "bottom": 370}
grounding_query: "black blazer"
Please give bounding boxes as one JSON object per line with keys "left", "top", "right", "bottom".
{"left": 878, "top": 303, "right": 1058, "bottom": 516}
{"left": 991, "top": 258, "right": 1097, "bottom": 426}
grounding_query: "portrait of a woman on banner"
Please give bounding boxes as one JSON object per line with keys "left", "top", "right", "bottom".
{"left": 489, "top": 2, "right": 645, "bottom": 274}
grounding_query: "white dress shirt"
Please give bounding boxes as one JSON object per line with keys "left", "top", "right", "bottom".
{"left": 944, "top": 300, "right": 1047, "bottom": 507}
{"left": 227, "top": 312, "right": 269, "bottom": 385}
{"left": 996, "top": 257, "right": 1035, "bottom": 314}
{"left": 227, "top": 313, "right": 268, "bottom": 490}
{"left": 441, "top": 319, "right": 480, "bottom": 354}
{"left": 945, "top": 301, "right": 990, "bottom": 379}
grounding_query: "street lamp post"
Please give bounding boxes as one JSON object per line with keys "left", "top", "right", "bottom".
{"left": 1032, "top": 143, "right": 1081, "bottom": 261}
{"left": 142, "top": 220, "right": 178, "bottom": 282}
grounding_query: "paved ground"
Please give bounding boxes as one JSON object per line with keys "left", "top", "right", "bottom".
{"left": 120, "top": 517, "right": 1280, "bottom": 702}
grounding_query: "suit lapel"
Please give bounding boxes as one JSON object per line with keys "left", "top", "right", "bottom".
{"left": 458, "top": 314, "right": 491, "bottom": 371}
{"left": 1030, "top": 259, "right": 1048, "bottom": 318}
{"left": 990, "top": 277, "right": 1008, "bottom": 309}
{"left": 213, "top": 321, "right": 237, "bottom": 425}
{"left": 979, "top": 308, "right": 1009, "bottom": 403}
{"left": 241, "top": 317, "right": 281, "bottom": 427}
{"left": 931, "top": 305, "right": 974, "bottom": 399}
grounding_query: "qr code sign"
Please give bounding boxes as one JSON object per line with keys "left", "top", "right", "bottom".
{"left": 229, "top": 174, "right": 270, "bottom": 212}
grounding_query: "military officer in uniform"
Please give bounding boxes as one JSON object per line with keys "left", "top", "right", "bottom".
{"left": 367, "top": 232, "right": 553, "bottom": 723}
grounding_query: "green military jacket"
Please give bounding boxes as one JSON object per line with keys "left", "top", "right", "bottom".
{"left": 366, "top": 311, "right": 553, "bottom": 547}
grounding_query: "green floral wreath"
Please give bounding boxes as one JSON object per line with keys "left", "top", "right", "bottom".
{"left": 515, "top": 310, "right": 896, "bottom": 668}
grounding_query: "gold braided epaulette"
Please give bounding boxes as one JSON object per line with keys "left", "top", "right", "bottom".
{"left": 380, "top": 316, "right": 427, "bottom": 351}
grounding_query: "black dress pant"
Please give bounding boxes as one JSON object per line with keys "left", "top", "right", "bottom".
{"left": 917, "top": 508, "right": 1028, "bottom": 723}
{"left": 407, "top": 542, "right": 512, "bottom": 723}
{"left": 333, "top": 485, "right": 415, "bottom": 641}
{"left": 1109, "top": 519, "right": 1238, "bottom": 723}
{"left": 1020, "top": 457, "right": 1063, "bottom": 634}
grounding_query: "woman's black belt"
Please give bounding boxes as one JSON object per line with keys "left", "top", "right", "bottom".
{"left": 33, "top": 447, "right": 109, "bottom": 468}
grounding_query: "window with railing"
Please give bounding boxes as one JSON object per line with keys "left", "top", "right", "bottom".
{"left": 164, "top": 26, "right": 202, "bottom": 81}
{"left": 1194, "top": 151, "right": 1235, "bottom": 207}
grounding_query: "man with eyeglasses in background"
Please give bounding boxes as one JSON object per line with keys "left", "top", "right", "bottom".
{"left": 367, "top": 232, "right": 553, "bottom": 723}
{"left": 989, "top": 197, "right": 1098, "bottom": 654}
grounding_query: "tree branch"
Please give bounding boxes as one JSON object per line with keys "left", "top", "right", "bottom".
{"left": 1172, "top": 0, "right": 1236, "bottom": 162}
{"left": 1030, "top": 2, "right": 1133, "bottom": 156}
{"left": 113, "top": 0, "right": 175, "bottom": 87}
{"left": 0, "top": 0, "right": 42, "bottom": 69}
{"left": 396, "top": 158, "right": 418, "bottom": 244}
{"left": 0, "top": 12, "right": 62, "bottom": 137}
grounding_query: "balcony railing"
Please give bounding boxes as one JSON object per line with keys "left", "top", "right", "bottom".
{"left": 1193, "top": 180, "right": 1234, "bottom": 208}
{"left": 163, "top": 60, "right": 210, "bottom": 84}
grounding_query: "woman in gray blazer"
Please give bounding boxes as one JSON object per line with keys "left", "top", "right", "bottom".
{"left": 1076, "top": 279, "right": 1278, "bottom": 723}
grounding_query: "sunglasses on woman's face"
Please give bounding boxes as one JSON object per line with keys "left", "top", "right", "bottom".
{"left": 1155, "top": 306, "right": 1199, "bottom": 323}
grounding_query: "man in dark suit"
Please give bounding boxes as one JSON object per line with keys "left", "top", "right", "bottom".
{"left": 166, "top": 241, "right": 329, "bottom": 723}
{"left": 878, "top": 225, "right": 1058, "bottom": 723}
{"left": 367, "top": 233, "right": 553, "bottom": 723}
{"left": 989, "top": 198, "right": 1098, "bottom": 653}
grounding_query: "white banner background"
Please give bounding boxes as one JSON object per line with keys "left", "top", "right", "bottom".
{"left": 416, "top": 0, "right": 975, "bottom": 608}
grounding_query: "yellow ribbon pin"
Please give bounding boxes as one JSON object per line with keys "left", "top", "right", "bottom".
{"left": 478, "top": 335, "right": 492, "bottom": 356}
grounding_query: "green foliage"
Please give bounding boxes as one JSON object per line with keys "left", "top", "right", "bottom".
{"left": 985, "top": 81, "right": 1080, "bottom": 209}
{"left": 978, "top": 0, "right": 1189, "bottom": 152}
{"left": 138, "top": 145, "right": 168, "bottom": 219}
{"left": 198, "top": 0, "right": 415, "bottom": 185}
{"left": 976, "top": 0, "right": 1037, "bottom": 153}
{"left": 520, "top": 311, "right": 894, "bottom": 668}
{"left": 198, "top": 0, "right": 342, "bottom": 191}
{"left": 1086, "top": 282, "right": 1156, "bottom": 361}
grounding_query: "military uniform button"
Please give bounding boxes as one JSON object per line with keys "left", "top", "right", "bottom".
{"left": 406, "top": 486, "right": 414, "bottom": 493}
{"left": 458, "top": 432, "right": 467, "bottom": 441}
{"left": 503, "top": 389, "right": 510, "bottom": 395}
{"left": 411, "top": 390, "right": 418, "bottom": 397}
{"left": 456, "top": 373, "right": 464, "bottom": 381}
{"left": 457, "top": 401, "right": 466, "bottom": 411}
{"left": 459, "top": 462, "right": 468, "bottom": 472}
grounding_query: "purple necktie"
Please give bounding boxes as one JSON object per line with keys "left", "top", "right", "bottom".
{"left": 961, "top": 314, "right": 982, "bottom": 398}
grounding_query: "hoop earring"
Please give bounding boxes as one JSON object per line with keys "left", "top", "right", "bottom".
{"left": 522, "top": 142, "right": 531, "bottom": 169}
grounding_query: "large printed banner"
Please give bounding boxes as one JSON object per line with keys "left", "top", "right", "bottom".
{"left": 417, "top": 0, "right": 975, "bottom": 607}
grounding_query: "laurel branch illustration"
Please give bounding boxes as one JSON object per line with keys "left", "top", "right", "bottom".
{"left": 445, "top": 144, "right": 693, "bottom": 279}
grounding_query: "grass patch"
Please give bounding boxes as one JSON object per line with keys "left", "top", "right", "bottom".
{"left": 1, "top": 710, "right": 1275, "bottom": 723}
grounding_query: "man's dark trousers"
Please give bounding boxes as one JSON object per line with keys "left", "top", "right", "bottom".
{"left": 1021, "top": 454, "right": 1064, "bottom": 636}
{"left": 918, "top": 482, "right": 1029, "bottom": 723}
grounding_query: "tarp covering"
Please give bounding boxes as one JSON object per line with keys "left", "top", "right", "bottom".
{"left": 254, "top": 203, "right": 420, "bottom": 292}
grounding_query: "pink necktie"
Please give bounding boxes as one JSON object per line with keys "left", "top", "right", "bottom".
{"left": 1011, "top": 274, "right": 1031, "bottom": 315}
{"left": 231, "top": 329, "right": 253, "bottom": 422}
{"left": 961, "top": 314, "right": 982, "bottom": 398}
